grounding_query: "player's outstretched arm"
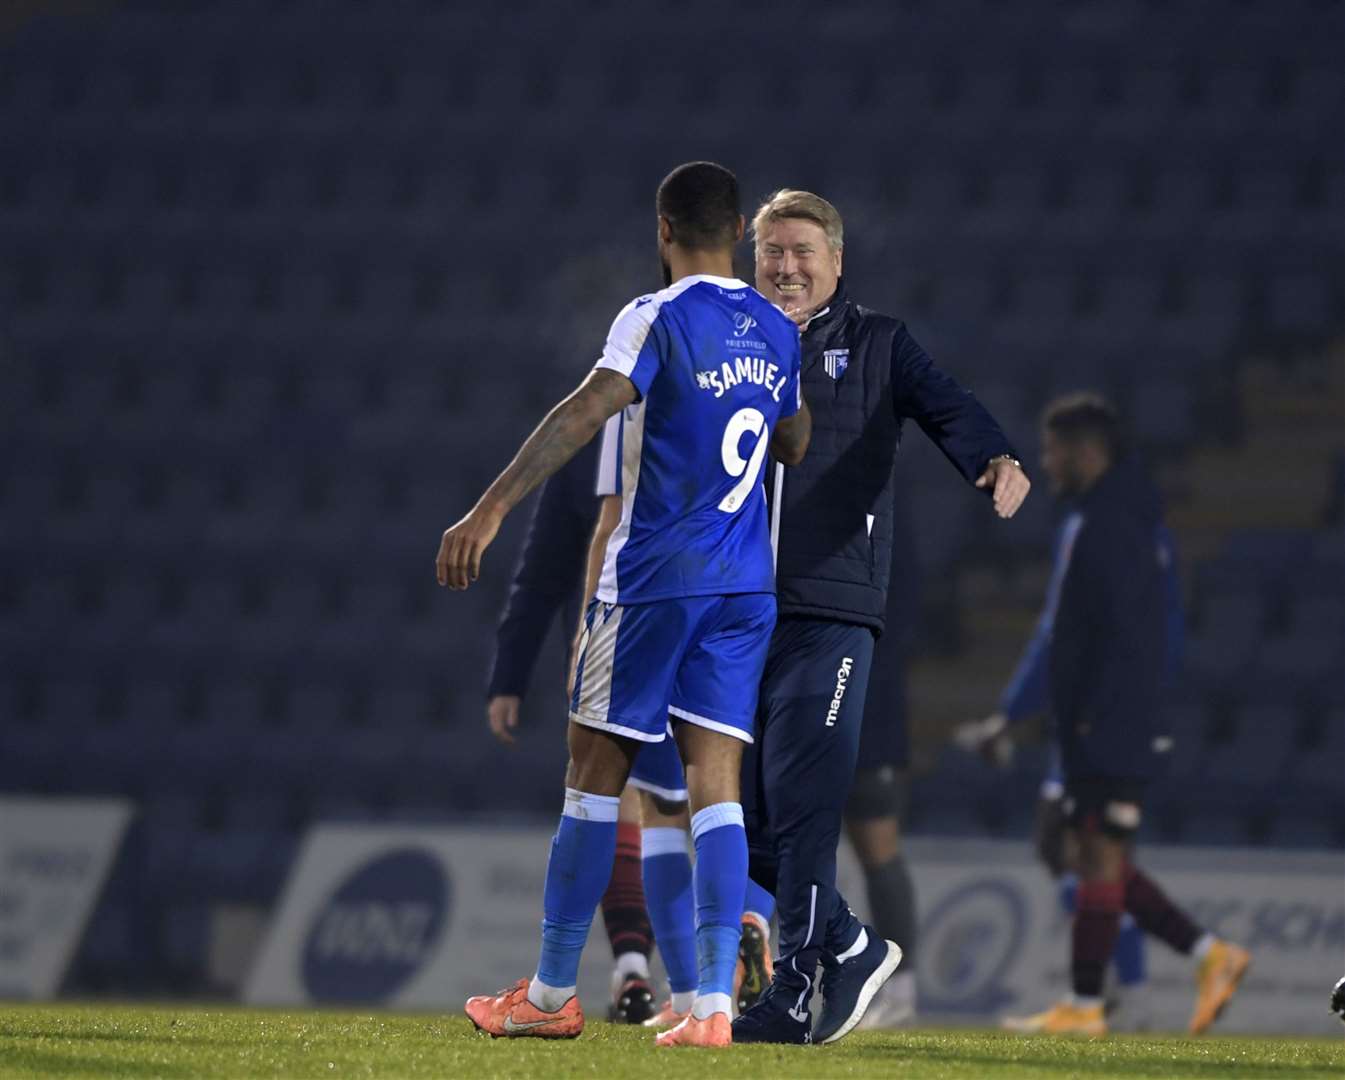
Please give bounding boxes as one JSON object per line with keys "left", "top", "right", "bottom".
{"left": 769, "top": 399, "right": 812, "bottom": 465}
{"left": 436, "top": 370, "right": 637, "bottom": 590}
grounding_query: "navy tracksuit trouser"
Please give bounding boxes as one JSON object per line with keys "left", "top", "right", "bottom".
{"left": 741, "top": 616, "right": 876, "bottom": 1006}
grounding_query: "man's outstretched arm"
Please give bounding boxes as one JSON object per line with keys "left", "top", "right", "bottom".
{"left": 436, "top": 369, "right": 637, "bottom": 590}
{"left": 892, "top": 328, "right": 1030, "bottom": 519}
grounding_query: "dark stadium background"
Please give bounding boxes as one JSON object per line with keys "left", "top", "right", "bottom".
{"left": 0, "top": 0, "right": 1340, "bottom": 998}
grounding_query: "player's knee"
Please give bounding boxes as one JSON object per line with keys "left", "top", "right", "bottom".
{"left": 1076, "top": 830, "right": 1126, "bottom": 883}
{"left": 676, "top": 725, "right": 743, "bottom": 808}
{"left": 684, "top": 771, "right": 739, "bottom": 814}
{"left": 617, "top": 785, "right": 642, "bottom": 823}
{"left": 846, "top": 766, "right": 904, "bottom": 823}
{"left": 846, "top": 814, "right": 901, "bottom": 868}
{"left": 564, "top": 724, "right": 633, "bottom": 796}
{"left": 637, "top": 788, "right": 688, "bottom": 826}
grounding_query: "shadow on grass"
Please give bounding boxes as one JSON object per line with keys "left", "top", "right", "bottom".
{"left": 0, "top": 1026, "right": 239, "bottom": 1050}
{"left": 0, "top": 1046, "right": 195, "bottom": 1078}
{"left": 843, "top": 1040, "right": 1345, "bottom": 1078}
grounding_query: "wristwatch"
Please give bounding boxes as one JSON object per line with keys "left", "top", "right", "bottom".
{"left": 989, "top": 454, "right": 1023, "bottom": 470}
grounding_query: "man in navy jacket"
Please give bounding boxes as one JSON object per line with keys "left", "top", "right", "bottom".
{"left": 734, "top": 190, "right": 1031, "bottom": 1045}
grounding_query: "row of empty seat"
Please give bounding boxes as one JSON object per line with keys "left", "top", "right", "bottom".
{"left": 2, "top": 0, "right": 1338, "bottom": 997}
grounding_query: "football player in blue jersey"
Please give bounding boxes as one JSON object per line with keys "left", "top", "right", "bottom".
{"left": 484, "top": 437, "right": 660, "bottom": 1025}
{"left": 439, "top": 161, "right": 812, "bottom": 1048}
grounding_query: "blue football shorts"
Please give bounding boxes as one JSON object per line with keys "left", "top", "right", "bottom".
{"left": 627, "top": 723, "right": 688, "bottom": 802}
{"left": 569, "top": 592, "right": 777, "bottom": 753}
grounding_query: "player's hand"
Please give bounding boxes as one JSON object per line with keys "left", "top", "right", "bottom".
{"left": 952, "top": 712, "right": 1014, "bottom": 768}
{"left": 975, "top": 456, "right": 1031, "bottom": 519}
{"left": 435, "top": 504, "right": 503, "bottom": 590}
{"left": 487, "top": 694, "right": 522, "bottom": 745}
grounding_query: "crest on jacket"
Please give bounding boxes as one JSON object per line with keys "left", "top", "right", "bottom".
{"left": 823, "top": 349, "right": 849, "bottom": 380}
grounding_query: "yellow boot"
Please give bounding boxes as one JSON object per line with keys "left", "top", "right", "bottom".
{"left": 1002, "top": 999, "right": 1107, "bottom": 1036}
{"left": 1190, "top": 940, "right": 1251, "bottom": 1034}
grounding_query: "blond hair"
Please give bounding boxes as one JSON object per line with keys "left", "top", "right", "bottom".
{"left": 751, "top": 189, "right": 844, "bottom": 252}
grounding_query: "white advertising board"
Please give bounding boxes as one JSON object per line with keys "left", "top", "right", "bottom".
{"left": 0, "top": 796, "right": 134, "bottom": 999}
{"left": 244, "top": 825, "right": 614, "bottom": 1010}
{"left": 247, "top": 823, "right": 1344, "bottom": 1034}
{"left": 838, "top": 837, "right": 1344, "bottom": 1036}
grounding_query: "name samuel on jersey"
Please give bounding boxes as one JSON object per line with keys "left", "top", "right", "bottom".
{"left": 695, "top": 356, "right": 787, "bottom": 402}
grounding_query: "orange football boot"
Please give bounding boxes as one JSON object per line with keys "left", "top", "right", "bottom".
{"left": 655, "top": 1012, "right": 732, "bottom": 1048}
{"left": 1001, "top": 1000, "right": 1107, "bottom": 1036}
{"left": 734, "top": 912, "right": 775, "bottom": 1013}
{"left": 1190, "top": 940, "right": 1251, "bottom": 1034}
{"left": 465, "top": 978, "right": 584, "bottom": 1039}
{"left": 642, "top": 1000, "right": 690, "bottom": 1029}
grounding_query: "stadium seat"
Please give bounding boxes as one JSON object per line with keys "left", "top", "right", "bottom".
{"left": 5, "top": 0, "right": 1339, "bottom": 1000}
{"left": 1129, "top": 377, "right": 1195, "bottom": 449}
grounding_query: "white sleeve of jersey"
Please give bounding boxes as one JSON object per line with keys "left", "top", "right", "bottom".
{"left": 594, "top": 295, "right": 662, "bottom": 394}
{"left": 595, "top": 412, "right": 621, "bottom": 496}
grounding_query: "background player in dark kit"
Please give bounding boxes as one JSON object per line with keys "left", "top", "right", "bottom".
{"left": 957, "top": 389, "right": 1189, "bottom": 1030}
{"left": 966, "top": 394, "right": 1252, "bottom": 1037}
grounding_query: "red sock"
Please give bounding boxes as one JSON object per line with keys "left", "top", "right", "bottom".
{"left": 1123, "top": 862, "right": 1202, "bottom": 955}
{"left": 601, "top": 821, "right": 652, "bottom": 962}
{"left": 1072, "top": 879, "right": 1124, "bottom": 999}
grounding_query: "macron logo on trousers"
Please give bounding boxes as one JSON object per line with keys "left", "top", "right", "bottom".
{"left": 825, "top": 657, "right": 854, "bottom": 727}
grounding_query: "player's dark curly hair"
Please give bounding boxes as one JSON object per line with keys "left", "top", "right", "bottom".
{"left": 1042, "top": 391, "right": 1125, "bottom": 457}
{"left": 656, "top": 161, "right": 741, "bottom": 251}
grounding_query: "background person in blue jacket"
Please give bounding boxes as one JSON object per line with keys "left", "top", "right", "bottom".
{"left": 483, "top": 437, "right": 659, "bottom": 1025}
{"left": 733, "top": 189, "right": 1031, "bottom": 1045}
{"left": 959, "top": 393, "right": 1250, "bottom": 1036}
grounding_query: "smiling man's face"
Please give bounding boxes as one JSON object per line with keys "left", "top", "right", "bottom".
{"left": 754, "top": 217, "right": 842, "bottom": 319}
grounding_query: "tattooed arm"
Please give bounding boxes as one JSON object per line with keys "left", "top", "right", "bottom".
{"left": 436, "top": 369, "right": 637, "bottom": 590}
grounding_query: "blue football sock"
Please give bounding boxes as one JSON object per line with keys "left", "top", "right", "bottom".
{"left": 690, "top": 802, "right": 747, "bottom": 1019}
{"left": 641, "top": 827, "right": 698, "bottom": 995}
{"left": 535, "top": 788, "right": 620, "bottom": 994}
{"left": 1114, "top": 913, "right": 1147, "bottom": 986}
{"left": 744, "top": 876, "right": 776, "bottom": 926}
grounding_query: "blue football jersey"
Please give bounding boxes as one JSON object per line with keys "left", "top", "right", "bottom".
{"left": 593, "top": 274, "right": 802, "bottom": 604}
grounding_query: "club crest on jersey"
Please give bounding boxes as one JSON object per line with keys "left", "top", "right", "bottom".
{"left": 733, "top": 311, "right": 758, "bottom": 337}
{"left": 823, "top": 349, "right": 849, "bottom": 380}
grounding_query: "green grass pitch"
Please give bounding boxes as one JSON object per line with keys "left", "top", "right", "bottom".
{"left": 1, "top": 1005, "right": 1342, "bottom": 1079}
